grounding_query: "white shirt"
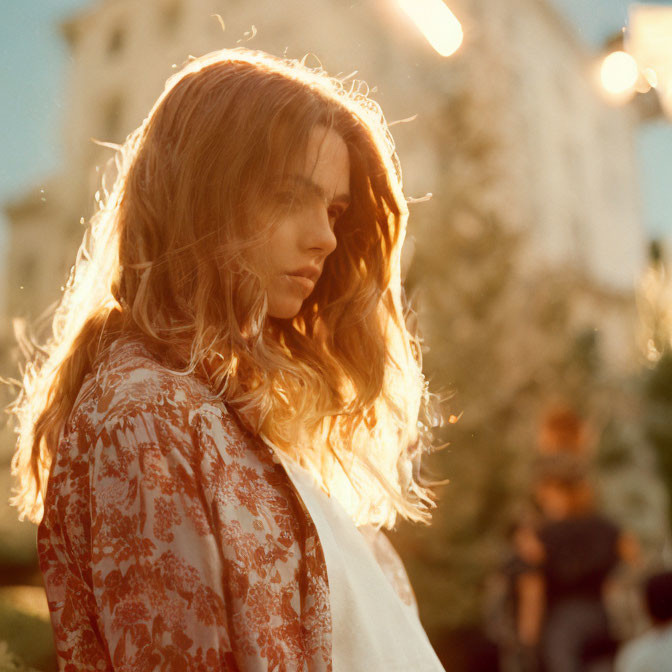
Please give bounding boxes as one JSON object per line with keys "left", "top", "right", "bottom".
{"left": 273, "top": 449, "right": 446, "bottom": 672}
{"left": 616, "top": 624, "right": 672, "bottom": 672}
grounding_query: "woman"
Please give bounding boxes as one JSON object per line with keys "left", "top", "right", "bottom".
{"left": 9, "top": 48, "right": 445, "bottom": 670}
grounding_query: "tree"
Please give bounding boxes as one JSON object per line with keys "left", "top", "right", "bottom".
{"left": 389, "top": 51, "right": 626, "bottom": 638}
{"left": 639, "top": 243, "right": 672, "bottom": 534}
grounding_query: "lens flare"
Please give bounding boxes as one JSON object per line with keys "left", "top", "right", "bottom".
{"left": 397, "top": 0, "right": 463, "bottom": 57}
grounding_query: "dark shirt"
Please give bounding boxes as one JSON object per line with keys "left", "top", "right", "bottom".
{"left": 537, "top": 514, "right": 620, "bottom": 608}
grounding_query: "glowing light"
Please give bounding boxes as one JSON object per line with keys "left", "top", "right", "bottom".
{"left": 643, "top": 68, "right": 659, "bottom": 89}
{"left": 626, "top": 4, "right": 672, "bottom": 118}
{"left": 397, "top": 0, "right": 463, "bottom": 57}
{"left": 600, "top": 51, "right": 639, "bottom": 96}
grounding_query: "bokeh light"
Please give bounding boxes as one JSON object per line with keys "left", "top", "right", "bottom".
{"left": 600, "top": 50, "right": 639, "bottom": 96}
{"left": 643, "top": 67, "right": 659, "bottom": 89}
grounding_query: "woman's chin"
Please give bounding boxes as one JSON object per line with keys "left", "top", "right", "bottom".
{"left": 267, "top": 299, "right": 303, "bottom": 320}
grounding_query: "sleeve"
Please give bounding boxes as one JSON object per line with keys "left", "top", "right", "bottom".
{"left": 89, "top": 409, "right": 240, "bottom": 671}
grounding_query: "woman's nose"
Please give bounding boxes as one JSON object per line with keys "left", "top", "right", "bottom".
{"left": 307, "top": 206, "right": 337, "bottom": 256}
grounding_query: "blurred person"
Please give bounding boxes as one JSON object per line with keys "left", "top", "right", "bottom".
{"left": 433, "top": 625, "right": 502, "bottom": 672}
{"left": 615, "top": 571, "right": 672, "bottom": 672}
{"left": 487, "top": 517, "right": 545, "bottom": 672}
{"left": 6, "top": 49, "right": 446, "bottom": 670}
{"left": 515, "top": 520, "right": 546, "bottom": 672}
{"left": 537, "top": 404, "right": 590, "bottom": 456}
{"left": 531, "top": 458, "right": 639, "bottom": 672}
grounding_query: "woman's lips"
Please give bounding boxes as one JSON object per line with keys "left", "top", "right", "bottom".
{"left": 284, "top": 274, "right": 315, "bottom": 295}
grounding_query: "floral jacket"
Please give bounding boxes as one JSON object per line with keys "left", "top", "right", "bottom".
{"left": 37, "top": 336, "right": 416, "bottom": 671}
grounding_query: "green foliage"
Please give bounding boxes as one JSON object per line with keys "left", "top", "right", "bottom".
{"left": 645, "top": 351, "right": 672, "bottom": 402}
{"left": 595, "top": 420, "right": 632, "bottom": 472}
{"left": 642, "top": 352, "right": 672, "bottom": 533}
{"left": 0, "top": 601, "right": 56, "bottom": 672}
{"left": 393, "top": 69, "right": 606, "bottom": 632}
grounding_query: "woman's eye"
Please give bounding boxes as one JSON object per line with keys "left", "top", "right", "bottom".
{"left": 328, "top": 206, "right": 343, "bottom": 221}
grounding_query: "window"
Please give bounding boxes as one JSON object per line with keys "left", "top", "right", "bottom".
{"left": 102, "top": 94, "right": 124, "bottom": 141}
{"left": 107, "top": 24, "right": 125, "bottom": 56}
{"left": 564, "top": 134, "right": 581, "bottom": 195}
{"left": 569, "top": 212, "right": 588, "bottom": 270}
{"left": 18, "top": 253, "right": 37, "bottom": 286}
{"left": 161, "top": 0, "right": 183, "bottom": 37}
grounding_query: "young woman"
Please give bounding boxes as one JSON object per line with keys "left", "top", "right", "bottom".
{"left": 9, "top": 48, "right": 445, "bottom": 670}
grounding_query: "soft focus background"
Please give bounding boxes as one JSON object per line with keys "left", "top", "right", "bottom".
{"left": 1, "top": 1, "right": 672, "bottom": 670}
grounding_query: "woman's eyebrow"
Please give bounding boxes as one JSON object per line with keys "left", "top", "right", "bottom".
{"left": 285, "top": 174, "right": 351, "bottom": 206}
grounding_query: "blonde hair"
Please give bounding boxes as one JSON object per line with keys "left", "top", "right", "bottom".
{"left": 8, "top": 48, "right": 442, "bottom": 528}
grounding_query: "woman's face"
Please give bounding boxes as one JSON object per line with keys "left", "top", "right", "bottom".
{"left": 258, "top": 125, "right": 351, "bottom": 319}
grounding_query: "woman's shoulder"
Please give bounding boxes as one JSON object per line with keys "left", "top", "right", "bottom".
{"left": 52, "top": 334, "right": 302, "bottom": 530}
{"left": 69, "top": 334, "right": 225, "bottom": 437}
{"left": 61, "top": 333, "right": 284, "bottom": 484}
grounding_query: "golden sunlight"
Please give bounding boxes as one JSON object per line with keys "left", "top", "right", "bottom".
{"left": 627, "top": 4, "right": 672, "bottom": 118}
{"left": 643, "top": 68, "right": 659, "bottom": 89}
{"left": 600, "top": 50, "right": 639, "bottom": 96}
{"left": 397, "top": 0, "right": 463, "bottom": 57}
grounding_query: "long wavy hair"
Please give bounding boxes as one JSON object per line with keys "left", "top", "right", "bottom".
{"left": 8, "top": 48, "right": 443, "bottom": 528}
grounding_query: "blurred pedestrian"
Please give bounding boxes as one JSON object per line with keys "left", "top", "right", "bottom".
{"left": 489, "top": 518, "right": 545, "bottom": 672}
{"left": 615, "top": 571, "right": 672, "bottom": 672}
{"left": 537, "top": 404, "right": 590, "bottom": 456}
{"left": 531, "top": 458, "right": 639, "bottom": 672}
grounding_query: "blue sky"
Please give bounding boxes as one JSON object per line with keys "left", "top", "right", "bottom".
{"left": 0, "top": 0, "right": 92, "bottom": 253}
{"left": 1, "top": 0, "right": 671, "bottom": 245}
{"left": 0, "top": 0, "right": 92, "bottom": 194}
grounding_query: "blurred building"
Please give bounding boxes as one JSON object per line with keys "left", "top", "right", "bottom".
{"left": 2, "top": 0, "right": 653, "bottom": 373}
{"left": 477, "top": 0, "right": 651, "bottom": 372}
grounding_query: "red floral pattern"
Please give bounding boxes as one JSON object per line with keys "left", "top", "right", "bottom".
{"left": 38, "top": 336, "right": 417, "bottom": 671}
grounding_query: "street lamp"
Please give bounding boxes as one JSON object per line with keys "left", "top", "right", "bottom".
{"left": 600, "top": 50, "right": 639, "bottom": 100}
